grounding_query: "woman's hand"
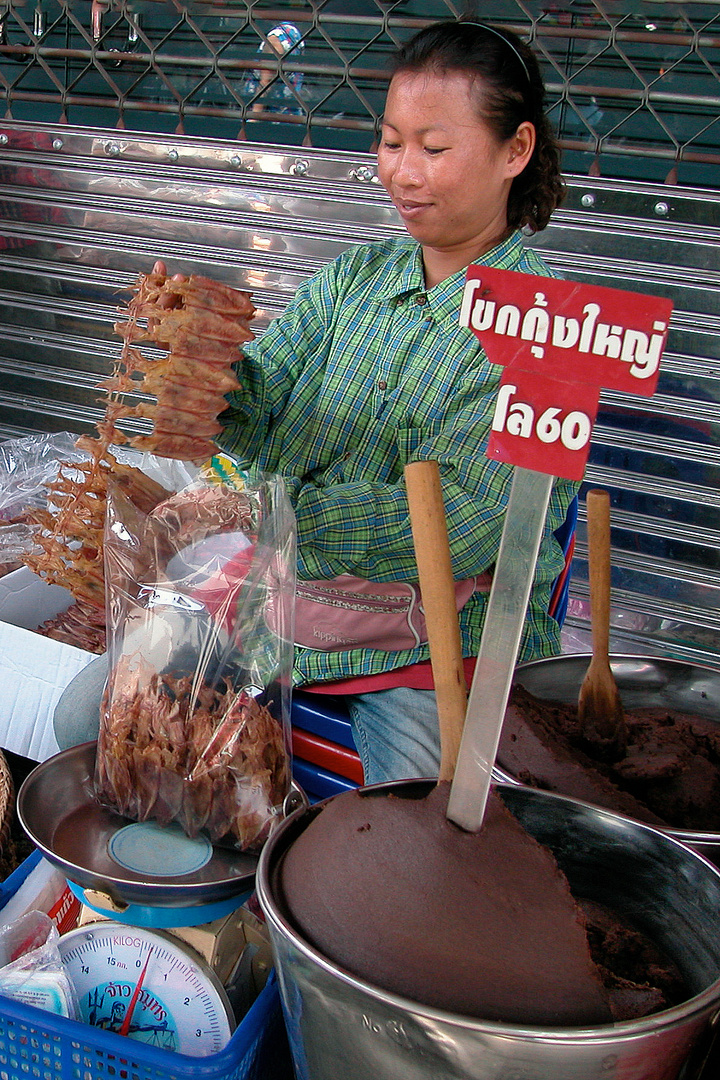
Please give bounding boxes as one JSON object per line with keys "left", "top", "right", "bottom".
{"left": 152, "top": 260, "right": 188, "bottom": 283}
{"left": 151, "top": 261, "right": 188, "bottom": 310}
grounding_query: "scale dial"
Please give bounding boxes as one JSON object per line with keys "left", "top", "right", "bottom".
{"left": 58, "top": 921, "right": 235, "bottom": 1057}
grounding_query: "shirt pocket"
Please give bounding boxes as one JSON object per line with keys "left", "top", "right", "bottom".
{"left": 395, "top": 421, "right": 445, "bottom": 466}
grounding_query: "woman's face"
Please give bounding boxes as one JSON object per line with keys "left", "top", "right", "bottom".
{"left": 377, "top": 69, "right": 533, "bottom": 278}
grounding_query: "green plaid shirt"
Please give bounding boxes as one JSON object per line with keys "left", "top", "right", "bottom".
{"left": 220, "top": 230, "right": 578, "bottom": 686}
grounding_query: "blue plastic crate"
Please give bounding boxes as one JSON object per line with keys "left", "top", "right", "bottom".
{"left": 0, "top": 848, "right": 43, "bottom": 907}
{"left": 0, "top": 857, "right": 294, "bottom": 1080}
{"left": 292, "top": 758, "right": 357, "bottom": 802}
{"left": 291, "top": 692, "right": 356, "bottom": 750}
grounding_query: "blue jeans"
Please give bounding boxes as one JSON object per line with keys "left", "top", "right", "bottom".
{"left": 345, "top": 687, "right": 441, "bottom": 785}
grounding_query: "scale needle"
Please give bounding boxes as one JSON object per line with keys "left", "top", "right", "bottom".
{"left": 118, "top": 949, "right": 153, "bottom": 1037}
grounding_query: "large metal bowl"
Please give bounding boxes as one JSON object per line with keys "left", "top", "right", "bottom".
{"left": 494, "top": 653, "right": 720, "bottom": 861}
{"left": 258, "top": 781, "right": 720, "bottom": 1080}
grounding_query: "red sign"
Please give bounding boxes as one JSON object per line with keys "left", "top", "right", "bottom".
{"left": 487, "top": 367, "right": 599, "bottom": 481}
{"left": 461, "top": 267, "right": 672, "bottom": 394}
{"left": 460, "top": 267, "right": 672, "bottom": 479}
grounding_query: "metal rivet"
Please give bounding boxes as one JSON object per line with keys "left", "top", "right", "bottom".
{"left": 654, "top": 201, "right": 669, "bottom": 216}
{"left": 105, "top": 142, "right": 121, "bottom": 156}
{"left": 168, "top": 149, "right": 178, "bottom": 162}
{"left": 350, "top": 166, "right": 375, "bottom": 183}
{"left": 52, "top": 138, "right": 64, "bottom": 150}
{"left": 0, "top": 134, "right": 7, "bottom": 146}
{"left": 291, "top": 159, "right": 309, "bottom": 176}
{"left": 581, "top": 193, "right": 595, "bottom": 207}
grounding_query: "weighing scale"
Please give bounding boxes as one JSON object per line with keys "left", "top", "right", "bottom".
{"left": 16, "top": 741, "right": 300, "bottom": 1053}
{"left": 58, "top": 920, "right": 237, "bottom": 1055}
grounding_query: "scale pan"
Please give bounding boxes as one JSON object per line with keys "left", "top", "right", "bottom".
{"left": 17, "top": 741, "right": 262, "bottom": 912}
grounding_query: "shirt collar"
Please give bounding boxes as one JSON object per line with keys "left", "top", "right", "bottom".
{"left": 372, "top": 241, "right": 425, "bottom": 301}
{"left": 374, "top": 230, "right": 528, "bottom": 320}
{"left": 430, "top": 230, "right": 528, "bottom": 322}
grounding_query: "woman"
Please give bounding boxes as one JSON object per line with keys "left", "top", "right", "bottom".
{"left": 215, "top": 20, "right": 575, "bottom": 784}
{"left": 55, "top": 21, "right": 575, "bottom": 781}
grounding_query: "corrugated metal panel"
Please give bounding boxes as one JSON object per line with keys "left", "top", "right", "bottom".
{"left": 528, "top": 180, "right": 720, "bottom": 665}
{"left": 1, "top": 0, "right": 719, "bottom": 188}
{"left": 0, "top": 119, "right": 718, "bottom": 667}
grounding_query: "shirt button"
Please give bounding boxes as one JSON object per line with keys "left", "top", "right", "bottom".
{"left": 378, "top": 380, "right": 387, "bottom": 390}
{"left": 415, "top": 294, "right": 427, "bottom": 305}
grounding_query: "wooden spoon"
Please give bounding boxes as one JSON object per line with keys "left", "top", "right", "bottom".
{"left": 404, "top": 460, "right": 467, "bottom": 781}
{"left": 577, "top": 488, "right": 627, "bottom": 761}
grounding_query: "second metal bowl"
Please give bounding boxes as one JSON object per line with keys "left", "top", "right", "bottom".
{"left": 495, "top": 653, "right": 720, "bottom": 862}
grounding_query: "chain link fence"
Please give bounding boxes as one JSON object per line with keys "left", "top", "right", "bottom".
{"left": 0, "top": 1, "right": 718, "bottom": 187}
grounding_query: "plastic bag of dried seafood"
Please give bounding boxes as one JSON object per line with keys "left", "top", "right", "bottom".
{"left": 95, "top": 468, "right": 296, "bottom": 852}
{"left": 0, "top": 432, "right": 87, "bottom": 567}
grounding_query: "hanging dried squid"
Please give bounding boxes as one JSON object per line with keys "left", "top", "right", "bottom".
{"left": 23, "top": 267, "right": 256, "bottom": 650}
{"left": 106, "top": 266, "right": 256, "bottom": 464}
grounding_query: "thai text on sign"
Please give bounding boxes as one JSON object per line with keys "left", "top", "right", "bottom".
{"left": 460, "top": 267, "right": 673, "bottom": 480}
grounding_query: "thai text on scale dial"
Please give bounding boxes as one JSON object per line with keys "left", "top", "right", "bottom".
{"left": 57, "top": 919, "right": 237, "bottom": 1056}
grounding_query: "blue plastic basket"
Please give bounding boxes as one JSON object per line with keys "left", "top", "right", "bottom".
{"left": 291, "top": 692, "right": 356, "bottom": 750}
{"left": 0, "top": 857, "right": 294, "bottom": 1080}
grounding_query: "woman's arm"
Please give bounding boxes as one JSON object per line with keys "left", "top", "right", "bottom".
{"left": 219, "top": 260, "right": 343, "bottom": 462}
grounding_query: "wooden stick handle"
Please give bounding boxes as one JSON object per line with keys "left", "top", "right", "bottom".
{"left": 586, "top": 488, "right": 612, "bottom": 659}
{"left": 404, "top": 460, "right": 467, "bottom": 782}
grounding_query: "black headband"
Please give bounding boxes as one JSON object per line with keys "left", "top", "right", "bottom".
{"left": 460, "top": 21, "right": 532, "bottom": 85}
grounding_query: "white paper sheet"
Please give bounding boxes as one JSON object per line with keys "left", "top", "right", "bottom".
{"left": 0, "top": 567, "right": 94, "bottom": 762}
{"left": 0, "top": 621, "right": 94, "bottom": 761}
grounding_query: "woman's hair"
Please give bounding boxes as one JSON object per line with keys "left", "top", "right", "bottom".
{"left": 390, "top": 20, "right": 565, "bottom": 233}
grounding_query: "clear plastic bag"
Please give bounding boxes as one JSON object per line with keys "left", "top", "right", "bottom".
{"left": 0, "top": 432, "right": 84, "bottom": 518}
{"left": 95, "top": 470, "right": 296, "bottom": 852}
{"left": 0, "top": 910, "right": 78, "bottom": 1019}
{"left": 0, "top": 432, "right": 87, "bottom": 564}
{"left": 0, "top": 431, "right": 196, "bottom": 568}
